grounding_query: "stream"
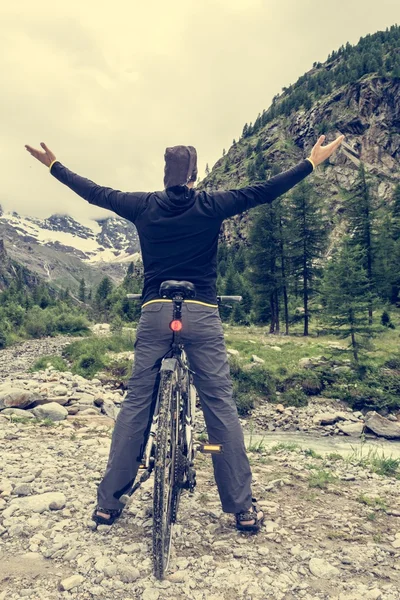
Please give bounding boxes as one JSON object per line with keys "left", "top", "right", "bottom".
{"left": 243, "top": 430, "right": 400, "bottom": 458}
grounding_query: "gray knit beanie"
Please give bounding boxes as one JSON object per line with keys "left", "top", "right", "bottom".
{"left": 164, "top": 145, "right": 198, "bottom": 188}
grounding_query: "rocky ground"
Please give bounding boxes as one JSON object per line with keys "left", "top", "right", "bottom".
{"left": 1, "top": 337, "right": 400, "bottom": 599}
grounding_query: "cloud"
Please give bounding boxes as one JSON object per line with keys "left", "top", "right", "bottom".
{"left": 0, "top": 0, "right": 398, "bottom": 220}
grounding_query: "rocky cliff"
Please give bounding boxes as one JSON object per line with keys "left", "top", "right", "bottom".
{"left": 201, "top": 75, "right": 399, "bottom": 245}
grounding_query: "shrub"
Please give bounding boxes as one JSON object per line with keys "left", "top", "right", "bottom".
{"left": 54, "top": 312, "right": 90, "bottom": 335}
{"left": 233, "top": 388, "right": 257, "bottom": 416}
{"left": 25, "top": 307, "right": 56, "bottom": 338}
{"left": 229, "top": 357, "right": 277, "bottom": 400}
{"left": 73, "top": 353, "right": 105, "bottom": 379}
{"left": 0, "top": 327, "right": 8, "bottom": 349}
{"left": 31, "top": 355, "right": 69, "bottom": 372}
{"left": 280, "top": 371, "right": 324, "bottom": 396}
{"left": 280, "top": 386, "right": 308, "bottom": 407}
{"left": 104, "top": 357, "right": 132, "bottom": 381}
{"left": 384, "top": 356, "right": 400, "bottom": 370}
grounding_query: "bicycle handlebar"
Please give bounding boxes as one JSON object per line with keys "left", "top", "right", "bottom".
{"left": 126, "top": 294, "right": 242, "bottom": 304}
{"left": 126, "top": 294, "right": 143, "bottom": 300}
{"left": 217, "top": 295, "right": 242, "bottom": 304}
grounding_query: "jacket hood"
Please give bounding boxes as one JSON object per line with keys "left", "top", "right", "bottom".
{"left": 164, "top": 145, "right": 198, "bottom": 188}
{"left": 155, "top": 186, "right": 196, "bottom": 214}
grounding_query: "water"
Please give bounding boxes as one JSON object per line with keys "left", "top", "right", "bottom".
{"left": 243, "top": 431, "right": 400, "bottom": 458}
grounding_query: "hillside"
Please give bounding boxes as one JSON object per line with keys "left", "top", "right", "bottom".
{"left": 199, "top": 26, "right": 400, "bottom": 245}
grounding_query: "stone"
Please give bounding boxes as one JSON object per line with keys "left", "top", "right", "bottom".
{"left": 1, "top": 408, "right": 35, "bottom": 418}
{"left": 52, "top": 385, "right": 68, "bottom": 396}
{"left": 252, "top": 355, "right": 265, "bottom": 364}
{"left": 167, "top": 571, "right": 187, "bottom": 583}
{"left": 0, "top": 388, "right": 37, "bottom": 410}
{"left": 271, "top": 346, "right": 282, "bottom": 352}
{"left": 142, "top": 590, "right": 160, "bottom": 600}
{"left": 336, "top": 421, "right": 364, "bottom": 436}
{"left": 10, "top": 492, "right": 66, "bottom": 514}
{"left": 365, "top": 411, "right": 400, "bottom": 439}
{"left": 298, "top": 358, "right": 314, "bottom": 369}
{"left": 101, "top": 398, "right": 119, "bottom": 420}
{"left": 13, "top": 483, "right": 32, "bottom": 496}
{"left": 118, "top": 564, "right": 140, "bottom": 582}
{"left": 313, "top": 413, "right": 344, "bottom": 426}
{"left": 333, "top": 366, "right": 352, "bottom": 373}
{"left": 32, "top": 403, "right": 68, "bottom": 422}
{"left": 309, "top": 557, "right": 340, "bottom": 579}
{"left": 31, "top": 396, "right": 69, "bottom": 407}
{"left": 276, "top": 404, "right": 285, "bottom": 413}
{"left": 227, "top": 348, "right": 240, "bottom": 356}
{"left": 59, "top": 575, "right": 85, "bottom": 591}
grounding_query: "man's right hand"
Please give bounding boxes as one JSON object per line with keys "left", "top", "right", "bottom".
{"left": 25, "top": 142, "right": 56, "bottom": 168}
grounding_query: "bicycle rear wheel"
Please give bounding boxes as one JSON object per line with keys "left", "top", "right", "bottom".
{"left": 153, "top": 368, "right": 178, "bottom": 580}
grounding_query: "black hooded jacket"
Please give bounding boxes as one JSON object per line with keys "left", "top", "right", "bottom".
{"left": 50, "top": 159, "right": 313, "bottom": 304}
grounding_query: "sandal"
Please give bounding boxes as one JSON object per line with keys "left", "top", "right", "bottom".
{"left": 235, "top": 499, "right": 264, "bottom": 533}
{"left": 91, "top": 505, "right": 122, "bottom": 526}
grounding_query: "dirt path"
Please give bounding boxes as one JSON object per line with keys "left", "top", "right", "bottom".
{"left": 1, "top": 414, "right": 400, "bottom": 600}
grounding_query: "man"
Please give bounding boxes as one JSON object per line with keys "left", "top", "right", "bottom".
{"left": 25, "top": 134, "right": 344, "bottom": 532}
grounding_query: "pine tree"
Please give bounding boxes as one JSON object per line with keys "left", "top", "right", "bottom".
{"left": 205, "top": 163, "right": 210, "bottom": 176}
{"left": 289, "top": 181, "right": 328, "bottom": 336}
{"left": 247, "top": 204, "right": 281, "bottom": 331}
{"left": 389, "top": 184, "right": 400, "bottom": 304}
{"left": 346, "top": 163, "right": 378, "bottom": 323}
{"left": 322, "top": 241, "right": 371, "bottom": 362}
{"left": 78, "top": 278, "right": 86, "bottom": 302}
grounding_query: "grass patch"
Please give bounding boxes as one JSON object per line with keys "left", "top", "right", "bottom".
{"left": 347, "top": 441, "right": 400, "bottom": 479}
{"left": 7, "top": 415, "right": 58, "bottom": 427}
{"left": 309, "top": 470, "right": 337, "bottom": 489}
{"left": 62, "top": 333, "right": 134, "bottom": 379}
{"left": 198, "top": 493, "right": 210, "bottom": 506}
{"left": 304, "top": 448, "right": 323, "bottom": 459}
{"left": 357, "top": 494, "right": 388, "bottom": 511}
{"left": 269, "top": 442, "right": 301, "bottom": 453}
{"left": 31, "top": 355, "right": 69, "bottom": 372}
{"left": 326, "top": 452, "right": 344, "bottom": 462}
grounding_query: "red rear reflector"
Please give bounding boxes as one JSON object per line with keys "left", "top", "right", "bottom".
{"left": 170, "top": 319, "right": 183, "bottom": 332}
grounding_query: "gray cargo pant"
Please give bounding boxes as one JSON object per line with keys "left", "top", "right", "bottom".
{"left": 97, "top": 301, "right": 253, "bottom": 514}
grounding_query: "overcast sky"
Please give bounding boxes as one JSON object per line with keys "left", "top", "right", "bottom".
{"left": 1, "top": 0, "right": 398, "bottom": 222}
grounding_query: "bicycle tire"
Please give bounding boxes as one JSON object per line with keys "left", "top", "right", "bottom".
{"left": 153, "top": 369, "right": 177, "bottom": 580}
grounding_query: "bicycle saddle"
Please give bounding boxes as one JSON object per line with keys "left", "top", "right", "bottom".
{"left": 159, "top": 280, "right": 196, "bottom": 299}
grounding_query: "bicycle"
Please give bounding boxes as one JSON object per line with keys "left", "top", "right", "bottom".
{"left": 121, "top": 280, "right": 242, "bottom": 580}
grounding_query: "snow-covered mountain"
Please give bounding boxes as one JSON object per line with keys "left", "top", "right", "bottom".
{"left": 0, "top": 206, "right": 141, "bottom": 289}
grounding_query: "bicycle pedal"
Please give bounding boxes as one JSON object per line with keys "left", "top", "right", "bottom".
{"left": 198, "top": 443, "right": 223, "bottom": 454}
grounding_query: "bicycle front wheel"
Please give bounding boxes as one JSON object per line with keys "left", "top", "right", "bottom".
{"left": 153, "top": 368, "right": 178, "bottom": 580}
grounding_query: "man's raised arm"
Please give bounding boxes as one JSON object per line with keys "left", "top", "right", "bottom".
{"left": 205, "top": 134, "right": 344, "bottom": 220}
{"left": 25, "top": 142, "right": 145, "bottom": 223}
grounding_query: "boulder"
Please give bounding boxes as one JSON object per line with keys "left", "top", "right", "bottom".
{"left": 102, "top": 398, "right": 120, "bottom": 420}
{"left": 30, "top": 396, "right": 69, "bottom": 407}
{"left": 1, "top": 408, "right": 35, "bottom": 419}
{"left": 227, "top": 348, "right": 240, "bottom": 356}
{"left": 9, "top": 492, "right": 66, "bottom": 514}
{"left": 251, "top": 355, "right": 265, "bottom": 364}
{"left": 336, "top": 421, "right": 364, "bottom": 437}
{"left": 364, "top": 411, "right": 400, "bottom": 439}
{"left": 0, "top": 388, "right": 38, "bottom": 410}
{"left": 309, "top": 557, "right": 340, "bottom": 579}
{"left": 313, "top": 413, "right": 345, "bottom": 426}
{"left": 52, "top": 385, "right": 68, "bottom": 396}
{"left": 32, "top": 403, "right": 68, "bottom": 422}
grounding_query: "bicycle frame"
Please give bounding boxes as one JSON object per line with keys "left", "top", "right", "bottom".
{"left": 137, "top": 293, "right": 197, "bottom": 480}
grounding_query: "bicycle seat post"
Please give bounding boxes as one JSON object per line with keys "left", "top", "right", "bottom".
{"left": 170, "top": 293, "right": 184, "bottom": 354}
